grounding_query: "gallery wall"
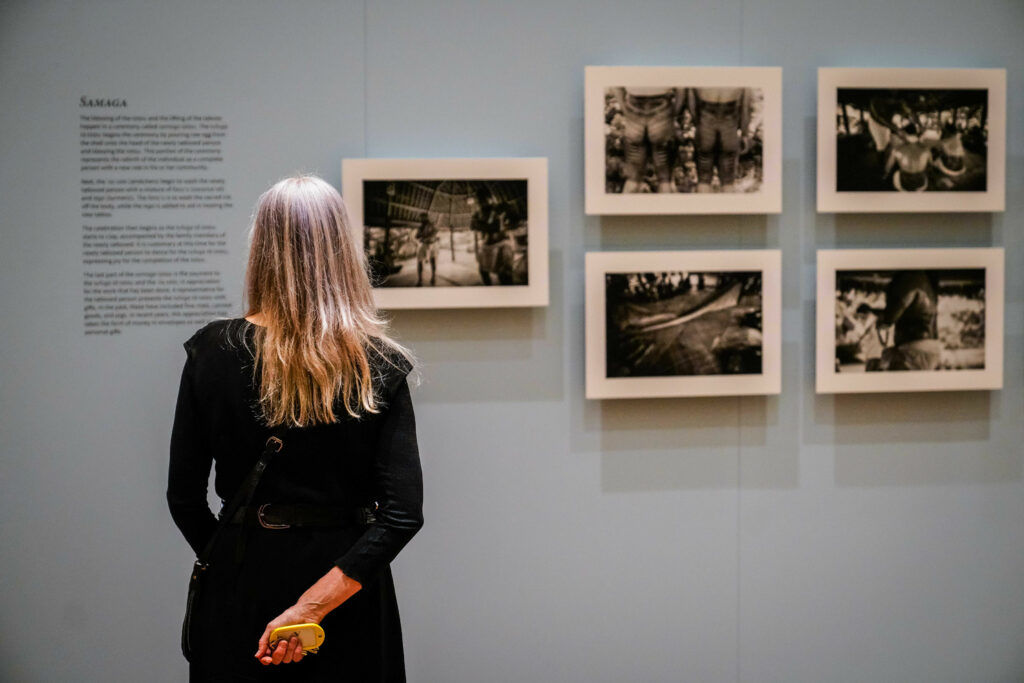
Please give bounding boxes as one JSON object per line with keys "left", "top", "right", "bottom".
{"left": 1, "top": 1, "right": 1022, "bottom": 681}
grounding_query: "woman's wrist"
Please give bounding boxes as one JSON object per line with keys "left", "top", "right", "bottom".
{"left": 295, "top": 567, "right": 362, "bottom": 622}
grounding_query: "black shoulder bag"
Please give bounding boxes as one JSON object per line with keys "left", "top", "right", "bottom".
{"left": 181, "top": 431, "right": 285, "bottom": 661}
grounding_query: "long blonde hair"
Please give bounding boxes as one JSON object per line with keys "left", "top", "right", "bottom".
{"left": 244, "top": 174, "right": 408, "bottom": 426}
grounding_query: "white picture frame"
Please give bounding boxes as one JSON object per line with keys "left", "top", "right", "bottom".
{"left": 584, "top": 65, "right": 783, "bottom": 215}
{"left": 817, "top": 67, "right": 1006, "bottom": 213}
{"left": 585, "top": 250, "right": 782, "bottom": 399}
{"left": 342, "top": 157, "right": 549, "bottom": 309}
{"left": 816, "top": 248, "right": 1004, "bottom": 394}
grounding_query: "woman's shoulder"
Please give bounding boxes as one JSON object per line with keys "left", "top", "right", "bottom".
{"left": 183, "top": 318, "right": 251, "bottom": 360}
{"left": 366, "top": 340, "right": 414, "bottom": 400}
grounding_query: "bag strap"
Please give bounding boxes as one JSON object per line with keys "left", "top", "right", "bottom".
{"left": 195, "top": 427, "right": 286, "bottom": 566}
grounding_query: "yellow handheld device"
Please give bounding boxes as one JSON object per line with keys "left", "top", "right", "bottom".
{"left": 269, "top": 623, "right": 326, "bottom": 654}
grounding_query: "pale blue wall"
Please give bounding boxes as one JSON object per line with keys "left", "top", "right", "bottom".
{"left": 1, "top": 1, "right": 1022, "bottom": 681}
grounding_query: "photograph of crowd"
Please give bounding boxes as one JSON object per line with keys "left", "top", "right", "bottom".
{"left": 835, "top": 88, "right": 988, "bottom": 193}
{"left": 363, "top": 179, "right": 528, "bottom": 288}
{"left": 605, "top": 270, "right": 763, "bottom": 378}
{"left": 834, "top": 269, "right": 985, "bottom": 373}
{"left": 604, "top": 87, "right": 764, "bottom": 195}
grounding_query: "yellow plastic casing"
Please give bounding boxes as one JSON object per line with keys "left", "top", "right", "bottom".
{"left": 269, "top": 623, "right": 326, "bottom": 653}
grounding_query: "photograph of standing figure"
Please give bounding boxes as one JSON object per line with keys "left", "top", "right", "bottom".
{"left": 817, "top": 68, "right": 1005, "bottom": 213}
{"left": 834, "top": 269, "right": 985, "bottom": 373}
{"left": 816, "top": 248, "right": 1003, "bottom": 394}
{"left": 604, "top": 86, "right": 763, "bottom": 195}
{"left": 835, "top": 88, "right": 988, "bottom": 193}
{"left": 585, "top": 66, "right": 782, "bottom": 215}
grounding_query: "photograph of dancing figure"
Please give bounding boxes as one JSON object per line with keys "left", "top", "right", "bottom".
{"left": 363, "top": 179, "right": 528, "bottom": 287}
{"left": 605, "top": 270, "right": 763, "bottom": 377}
{"left": 835, "top": 88, "right": 988, "bottom": 192}
{"left": 835, "top": 269, "right": 985, "bottom": 373}
{"left": 604, "top": 87, "right": 764, "bottom": 194}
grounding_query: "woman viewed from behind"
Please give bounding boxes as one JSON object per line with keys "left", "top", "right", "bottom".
{"left": 168, "top": 175, "right": 423, "bottom": 682}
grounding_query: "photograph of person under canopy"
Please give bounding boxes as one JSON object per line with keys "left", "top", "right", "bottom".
{"left": 362, "top": 179, "right": 528, "bottom": 288}
{"left": 342, "top": 158, "right": 549, "bottom": 309}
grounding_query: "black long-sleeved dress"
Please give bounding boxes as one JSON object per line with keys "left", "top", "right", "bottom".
{"left": 167, "top": 319, "right": 423, "bottom": 682}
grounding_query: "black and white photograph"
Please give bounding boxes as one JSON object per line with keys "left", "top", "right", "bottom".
{"left": 835, "top": 269, "right": 985, "bottom": 372}
{"left": 363, "top": 179, "right": 528, "bottom": 288}
{"left": 605, "top": 270, "right": 764, "bottom": 377}
{"left": 342, "top": 158, "right": 548, "bottom": 309}
{"left": 602, "top": 87, "right": 764, "bottom": 195}
{"left": 585, "top": 67, "right": 782, "bottom": 215}
{"left": 817, "top": 68, "right": 1006, "bottom": 212}
{"left": 586, "top": 251, "right": 781, "bottom": 399}
{"left": 835, "top": 88, "right": 987, "bottom": 193}
{"left": 817, "top": 249, "right": 1003, "bottom": 394}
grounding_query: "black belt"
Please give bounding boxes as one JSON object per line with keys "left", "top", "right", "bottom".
{"left": 226, "top": 503, "right": 377, "bottom": 530}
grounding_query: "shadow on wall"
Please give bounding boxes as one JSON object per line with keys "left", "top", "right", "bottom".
{"left": 599, "top": 213, "right": 747, "bottom": 250}
{"left": 738, "top": 340, "right": 800, "bottom": 490}
{"left": 598, "top": 394, "right": 740, "bottom": 450}
{"left": 831, "top": 212, "right": 994, "bottom": 247}
{"left": 388, "top": 250, "right": 564, "bottom": 403}
{"left": 595, "top": 394, "right": 741, "bottom": 492}
{"left": 818, "top": 390, "right": 1021, "bottom": 487}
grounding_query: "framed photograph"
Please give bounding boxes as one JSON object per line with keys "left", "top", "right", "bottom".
{"left": 341, "top": 158, "right": 548, "bottom": 309}
{"left": 585, "top": 250, "right": 782, "bottom": 399}
{"left": 817, "top": 67, "right": 1006, "bottom": 212}
{"left": 816, "top": 248, "right": 1003, "bottom": 394}
{"left": 584, "top": 66, "right": 782, "bottom": 215}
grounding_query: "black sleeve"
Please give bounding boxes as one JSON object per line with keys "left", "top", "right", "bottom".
{"left": 334, "top": 378, "right": 424, "bottom": 584}
{"left": 166, "top": 347, "right": 217, "bottom": 556}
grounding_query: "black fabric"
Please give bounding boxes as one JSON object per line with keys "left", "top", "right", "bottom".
{"left": 183, "top": 430, "right": 284, "bottom": 662}
{"left": 227, "top": 503, "right": 374, "bottom": 528}
{"left": 168, "top": 319, "right": 423, "bottom": 682}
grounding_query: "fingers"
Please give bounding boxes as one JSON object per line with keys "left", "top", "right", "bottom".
{"left": 271, "top": 638, "right": 289, "bottom": 665}
{"left": 256, "top": 631, "right": 285, "bottom": 665}
{"left": 255, "top": 626, "right": 272, "bottom": 659}
{"left": 259, "top": 635, "right": 305, "bottom": 666}
{"left": 282, "top": 636, "right": 298, "bottom": 664}
{"left": 284, "top": 636, "right": 304, "bottom": 663}
{"left": 258, "top": 638, "right": 288, "bottom": 666}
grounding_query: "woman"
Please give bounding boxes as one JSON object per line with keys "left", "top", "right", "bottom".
{"left": 168, "top": 175, "right": 423, "bottom": 681}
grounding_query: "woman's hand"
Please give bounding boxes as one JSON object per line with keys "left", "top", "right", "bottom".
{"left": 254, "top": 605, "right": 318, "bottom": 665}
{"left": 255, "top": 567, "right": 362, "bottom": 665}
